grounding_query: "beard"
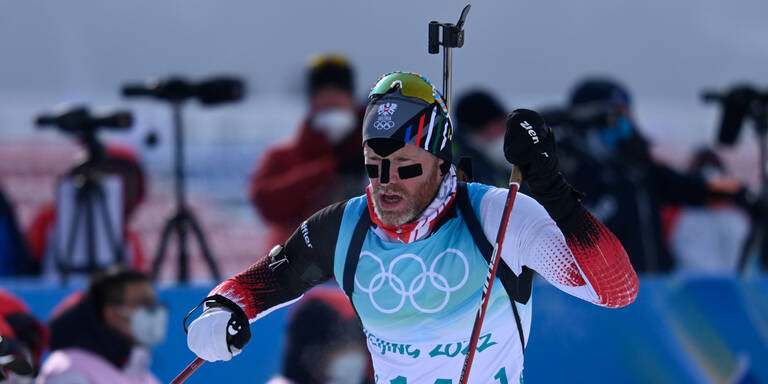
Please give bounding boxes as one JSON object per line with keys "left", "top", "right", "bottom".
{"left": 371, "top": 165, "right": 444, "bottom": 226}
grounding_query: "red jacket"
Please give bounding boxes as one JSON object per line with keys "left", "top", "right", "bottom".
{"left": 250, "top": 118, "right": 365, "bottom": 248}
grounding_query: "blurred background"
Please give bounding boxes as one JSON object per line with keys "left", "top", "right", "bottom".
{"left": 0, "top": 0, "right": 767, "bottom": 383}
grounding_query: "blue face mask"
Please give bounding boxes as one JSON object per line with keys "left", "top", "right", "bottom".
{"left": 598, "top": 115, "right": 634, "bottom": 149}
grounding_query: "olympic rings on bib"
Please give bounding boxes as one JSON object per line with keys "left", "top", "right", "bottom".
{"left": 354, "top": 249, "right": 470, "bottom": 314}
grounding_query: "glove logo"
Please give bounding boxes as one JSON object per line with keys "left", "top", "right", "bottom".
{"left": 375, "top": 103, "right": 398, "bottom": 130}
{"left": 227, "top": 324, "right": 239, "bottom": 336}
{"left": 520, "top": 120, "right": 540, "bottom": 144}
{"left": 354, "top": 249, "right": 469, "bottom": 314}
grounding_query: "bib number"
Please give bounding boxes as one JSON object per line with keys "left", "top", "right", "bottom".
{"left": 388, "top": 367, "right": 508, "bottom": 384}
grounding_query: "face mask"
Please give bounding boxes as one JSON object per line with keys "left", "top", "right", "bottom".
{"left": 698, "top": 165, "right": 723, "bottom": 180}
{"left": 486, "top": 135, "right": 511, "bottom": 169}
{"left": 468, "top": 133, "right": 510, "bottom": 169}
{"left": 312, "top": 109, "right": 357, "bottom": 144}
{"left": 598, "top": 115, "right": 634, "bottom": 149}
{"left": 324, "top": 351, "right": 367, "bottom": 384}
{"left": 128, "top": 304, "right": 168, "bottom": 346}
{"left": 585, "top": 128, "right": 614, "bottom": 160}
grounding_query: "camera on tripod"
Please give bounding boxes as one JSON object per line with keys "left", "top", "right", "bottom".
{"left": 120, "top": 74, "right": 246, "bottom": 282}
{"left": 702, "top": 85, "right": 768, "bottom": 145}
{"left": 122, "top": 76, "right": 244, "bottom": 105}
{"left": 702, "top": 83, "right": 768, "bottom": 273}
{"left": 36, "top": 105, "right": 134, "bottom": 281}
{"left": 37, "top": 106, "right": 132, "bottom": 165}
{"left": 37, "top": 105, "right": 132, "bottom": 134}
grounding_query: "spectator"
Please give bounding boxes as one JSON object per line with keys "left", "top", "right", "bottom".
{"left": 1, "top": 318, "right": 35, "bottom": 383}
{"left": 556, "top": 77, "right": 741, "bottom": 272}
{"left": 26, "top": 143, "right": 147, "bottom": 278}
{"left": 37, "top": 267, "right": 166, "bottom": 384}
{"left": 250, "top": 54, "right": 366, "bottom": 249}
{"left": 663, "top": 148, "right": 750, "bottom": 274}
{"left": 0, "top": 187, "right": 33, "bottom": 276}
{"left": 0, "top": 289, "right": 48, "bottom": 383}
{"left": 267, "top": 287, "right": 372, "bottom": 384}
{"left": 453, "top": 89, "right": 511, "bottom": 186}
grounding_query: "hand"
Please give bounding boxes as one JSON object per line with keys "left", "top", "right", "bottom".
{"left": 187, "top": 307, "right": 244, "bottom": 362}
{"left": 503, "top": 108, "right": 555, "bottom": 166}
{"left": 504, "top": 109, "right": 580, "bottom": 221}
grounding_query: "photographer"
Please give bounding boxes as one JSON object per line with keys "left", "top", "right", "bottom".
{"left": 556, "top": 77, "right": 742, "bottom": 272}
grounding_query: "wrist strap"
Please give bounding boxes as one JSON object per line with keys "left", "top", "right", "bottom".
{"left": 183, "top": 294, "right": 252, "bottom": 352}
{"left": 183, "top": 294, "right": 248, "bottom": 334}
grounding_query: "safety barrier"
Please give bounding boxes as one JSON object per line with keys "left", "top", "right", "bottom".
{"left": 2, "top": 277, "right": 767, "bottom": 383}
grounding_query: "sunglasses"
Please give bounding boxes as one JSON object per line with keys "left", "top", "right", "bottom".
{"left": 369, "top": 72, "right": 448, "bottom": 115}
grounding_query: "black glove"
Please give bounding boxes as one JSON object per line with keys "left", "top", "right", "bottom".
{"left": 504, "top": 109, "right": 581, "bottom": 221}
{"left": 503, "top": 108, "right": 555, "bottom": 166}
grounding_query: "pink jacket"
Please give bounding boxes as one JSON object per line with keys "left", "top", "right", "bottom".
{"left": 36, "top": 347, "right": 160, "bottom": 384}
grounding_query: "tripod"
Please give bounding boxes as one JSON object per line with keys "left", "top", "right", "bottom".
{"left": 737, "top": 98, "right": 768, "bottom": 274}
{"left": 55, "top": 146, "right": 124, "bottom": 283}
{"left": 703, "top": 86, "right": 768, "bottom": 274}
{"left": 151, "top": 102, "right": 221, "bottom": 282}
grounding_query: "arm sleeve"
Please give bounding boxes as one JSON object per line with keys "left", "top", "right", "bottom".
{"left": 208, "top": 201, "right": 347, "bottom": 321}
{"left": 480, "top": 188, "right": 638, "bottom": 308}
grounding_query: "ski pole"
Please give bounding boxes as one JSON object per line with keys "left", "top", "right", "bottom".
{"left": 458, "top": 166, "right": 523, "bottom": 384}
{"left": 170, "top": 357, "right": 204, "bottom": 384}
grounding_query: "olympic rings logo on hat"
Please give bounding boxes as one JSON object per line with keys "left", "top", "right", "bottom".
{"left": 354, "top": 249, "right": 469, "bottom": 314}
{"left": 373, "top": 120, "right": 396, "bottom": 130}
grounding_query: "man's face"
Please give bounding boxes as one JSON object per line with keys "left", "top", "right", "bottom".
{"left": 364, "top": 142, "right": 444, "bottom": 226}
{"left": 103, "top": 280, "right": 156, "bottom": 343}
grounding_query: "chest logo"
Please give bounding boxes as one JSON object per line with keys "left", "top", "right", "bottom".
{"left": 355, "top": 249, "right": 469, "bottom": 314}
